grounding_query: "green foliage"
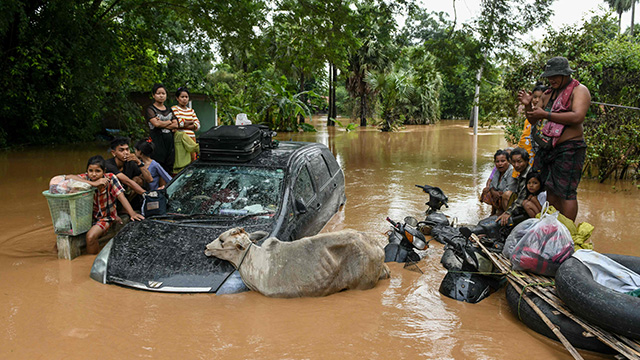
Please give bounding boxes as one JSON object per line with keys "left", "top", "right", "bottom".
{"left": 335, "top": 85, "right": 354, "bottom": 116}
{"left": 604, "top": 0, "right": 634, "bottom": 32}
{"left": 332, "top": 119, "right": 358, "bottom": 132}
{"left": 478, "top": 86, "right": 512, "bottom": 128}
{"left": 208, "top": 67, "right": 313, "bottom": 132}
{"left": 365, "top": 45, "right": 443, "bottom": 131}
{"left": 0, "top": 0, "right": 266, "bottom": 146}
{"left": 346, "top": 0, "right": 399, "bottom": 126}
{"left": 298, "top": 123, "right": 318, "bottom": 132}
{"left": 585, "top": 108, "right": 640, "bottom": 181}
{"left": 400, "top": 8, "right": 481, "bottom": 119}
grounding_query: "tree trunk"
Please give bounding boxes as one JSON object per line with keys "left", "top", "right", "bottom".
{"left": 619, "top": 13, "right": 622, "bottom": 34}
{"left": 470, "top": 65, "right": 483, "bottom": 134}
{"left": 298, "top": 71, "right": 305, "bottom": 124}
{"left": 360, "top": 80, "right": 367, "bottom": 127}
{"left": 331, "top": 63, "right": 337, "bottom": 121}
{"left": 327, "top": 62, "right": 334, "bottom": 126}
{"left": 632, "top": 1, "right": 636, "bottom": 37}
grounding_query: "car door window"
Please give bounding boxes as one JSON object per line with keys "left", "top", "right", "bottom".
{"left": 322, "top": 150, "right": 340, "bottom": 176}
{"left": 309, "top": 154, "right": 331, "bottom": 189}
{"left": 293, "top": 166, "right": 314, "bottom": 204}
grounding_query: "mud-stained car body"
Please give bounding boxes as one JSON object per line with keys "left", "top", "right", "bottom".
{"left": 90, "top": 141, "right": 346, "bottom": 293}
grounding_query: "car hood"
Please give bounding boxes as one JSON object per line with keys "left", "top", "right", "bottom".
{"left": 105, "top": 218, "right": 273, "bottom": 292}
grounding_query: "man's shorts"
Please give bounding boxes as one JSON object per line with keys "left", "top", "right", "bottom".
{"left": 534, "top": 140, "right": 587, "bottom": 200}
{"left": 93, "top": 219, "right": 112, "bottom": 231}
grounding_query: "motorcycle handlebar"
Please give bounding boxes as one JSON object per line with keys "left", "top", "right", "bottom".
{"left": 386, "top": 217, "right": 398, "bottom": 227}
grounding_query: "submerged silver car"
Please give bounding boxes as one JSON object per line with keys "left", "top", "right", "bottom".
{"left": 90, "top": 141, "right": 346, "bottom": 293}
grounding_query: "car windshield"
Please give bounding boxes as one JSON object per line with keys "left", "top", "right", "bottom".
{"left": 165, "top": 165, "right": 285, "bottom": 217}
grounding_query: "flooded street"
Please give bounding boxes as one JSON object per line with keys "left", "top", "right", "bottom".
{"left": 1, "top": 119, "right": 639, "bottom": 359}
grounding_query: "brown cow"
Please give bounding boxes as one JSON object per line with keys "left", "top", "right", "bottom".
{"left": 205, "top": 228, "right": 390, "bottom": 298}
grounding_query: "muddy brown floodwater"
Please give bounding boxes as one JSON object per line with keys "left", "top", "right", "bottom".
{"left": 1, "top": 118, "right": 639, "bottom": 359}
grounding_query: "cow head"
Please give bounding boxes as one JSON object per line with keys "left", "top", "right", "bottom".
{"left": 204, "top": 227, "right": 255, "bottom": 266}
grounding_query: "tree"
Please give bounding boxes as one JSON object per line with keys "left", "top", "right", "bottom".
{"left": 467, "top": 0, "right": 554, "bottom": 132}
{"left": 366, "top": 45, "right": 443, "bottom": 130}
{"left": 346, "top": 0, "right": 398, "bottom": 127}
{"left": 604, "top": 0, "right": 633, "bottom": 33}
{"left": 399, "top": 8, "right": 481, "bottom": 119}
{"left": 0, "top": 0, "right": 266, "bottom": 146}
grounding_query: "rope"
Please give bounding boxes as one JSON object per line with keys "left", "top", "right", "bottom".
{"left": 447, "top": 270, "right": 507, "bottom": 276}
{"left": 591, "top": 101, "right": 640, "bottom": 111}
{"left": 516, "top": 280, "right": 556, "bottom": 320}
{"left": 235, "top": 243, "right": 252, "bottom": 272}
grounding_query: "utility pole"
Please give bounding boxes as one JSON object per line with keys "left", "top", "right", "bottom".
{"left": 471, "top": 65, "right": 483, "bottom": 135}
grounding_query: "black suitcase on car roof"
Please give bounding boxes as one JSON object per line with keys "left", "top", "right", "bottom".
{"left": 199, "top": 125, "right": 270, "bottom": 162}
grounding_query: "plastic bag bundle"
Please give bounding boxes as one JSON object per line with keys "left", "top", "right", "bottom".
{"left": 503, "top": 218, "right": 537, "bottom": 258}
{"left": 49, "top": 175, "right": 92, "bottom": 194}
{"left": 511, "top": 208, "right": 574, "bottom": 276}
{"left": 535, "top": 205, "right": 595, "bottom": 251}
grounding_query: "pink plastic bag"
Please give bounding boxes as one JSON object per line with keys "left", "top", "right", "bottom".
{"left": 510, "top": 209, "right": 574, "bottom": 276}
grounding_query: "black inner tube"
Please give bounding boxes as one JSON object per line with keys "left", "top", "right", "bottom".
{"left": 505, "top": 283, "right": 614, "bottom": 354}
{"left": 556, "top": 253, "right": 640, "bottom": 340}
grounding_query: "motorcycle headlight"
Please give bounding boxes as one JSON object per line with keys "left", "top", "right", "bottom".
{"left": 406, "top": 230, "right": 427, "bottom": 250}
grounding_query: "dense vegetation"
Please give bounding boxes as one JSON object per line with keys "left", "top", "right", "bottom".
{"left": 1, "top": 1, "right": 639, "bottom": 180}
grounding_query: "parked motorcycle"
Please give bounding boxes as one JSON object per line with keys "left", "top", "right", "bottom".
{"left": 414, "top": 184, "right": 506, "bottom": 303}
{"left": 384, "top": 216, "right": 430, "bottom": 263}
{"left": 415, "top": 184, "right": 450, "bottom": 234}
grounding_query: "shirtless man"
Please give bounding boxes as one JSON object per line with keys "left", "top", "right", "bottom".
{"left": 517, "top": 56, "right": 591, "bottom": 221}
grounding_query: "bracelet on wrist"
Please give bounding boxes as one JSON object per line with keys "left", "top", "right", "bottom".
{"left": 547, "top": 111, "right": 551, "bottom": 120}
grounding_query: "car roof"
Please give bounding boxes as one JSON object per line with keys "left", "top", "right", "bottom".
{"left": 196, "top": 141, "right": 326, "bottom": 169}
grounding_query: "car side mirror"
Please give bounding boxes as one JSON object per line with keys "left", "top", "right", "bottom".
{"left": 295, "top": 198, "right": 307, "bottom": 214}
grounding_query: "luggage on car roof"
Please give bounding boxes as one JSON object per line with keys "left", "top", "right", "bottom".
{"left": 199, "top": 125, "right": 277, "bottom": 162}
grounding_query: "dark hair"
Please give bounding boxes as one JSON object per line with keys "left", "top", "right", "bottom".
{"left": 175, "top": 86, "right": 190, "bottom": 98}
{"left": 152, "top": 83, "right": 166, "bottom": 95}
{"left": 525, "top": 171, "right": 544, "bottom": 196}
{"left": 135, "top": 138, "right": 155, "bottom": 157}
{"left": 494, "top": 149, "right": 510, "bottom": 161}
{"left": 510, "top": 147, "right": 530, "bottom": 163}
{"left": 87, "top": 155, "right": 106, "bottom": 171}
{"left": 532, "top": 82, "right": 548, "bottom": 93}
{"left": 110, "top": 137, "right": 130, "bottom": 150}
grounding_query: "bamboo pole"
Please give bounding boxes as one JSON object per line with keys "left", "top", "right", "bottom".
{"left": 470, "top": 234, "right": 640, "bottom": 359}
{"left": 507, "top": 278, "right": 584, "bottom": 360}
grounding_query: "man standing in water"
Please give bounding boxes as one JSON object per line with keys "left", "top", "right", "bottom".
{"left": 517, "top": 56, "right": 591, "bottom": 221}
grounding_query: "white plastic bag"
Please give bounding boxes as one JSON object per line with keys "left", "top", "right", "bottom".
{"left": 49, "top": 176, "right": 92, "bottom": 194}
{"left": 503, "top": 218, "right": 537, "bottom": 258}
{"left": 510, "top": 207, "right": 574, "bottom": 276}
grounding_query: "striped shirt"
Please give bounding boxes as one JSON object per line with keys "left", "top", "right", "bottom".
{"left": 171, "top": 105, "right": 200, "bottom": 141}
{"left": 78, "top": 173, "right": 124, "bottom": 222}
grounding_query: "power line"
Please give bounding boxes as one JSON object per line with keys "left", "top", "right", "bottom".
{"left": 591, "top": 101, "right": 640, "bottom": 111}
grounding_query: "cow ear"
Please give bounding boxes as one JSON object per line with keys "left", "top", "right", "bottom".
{"left": 236, "top": 243, "right": 245, "bottom": 251}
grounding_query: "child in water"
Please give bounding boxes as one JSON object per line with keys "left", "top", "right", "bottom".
{"left": 67, "top": 155, "right": 144, "bottom": 254}
{"left": 134, "top": 139, "right": 172, "bottom": 190}
{"left": 522, "top": 171, "right": 546, "bottom": 218}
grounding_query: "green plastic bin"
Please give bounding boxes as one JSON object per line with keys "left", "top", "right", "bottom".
{"left": 43, "top": 189, "right": 95, "bottom": 235}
